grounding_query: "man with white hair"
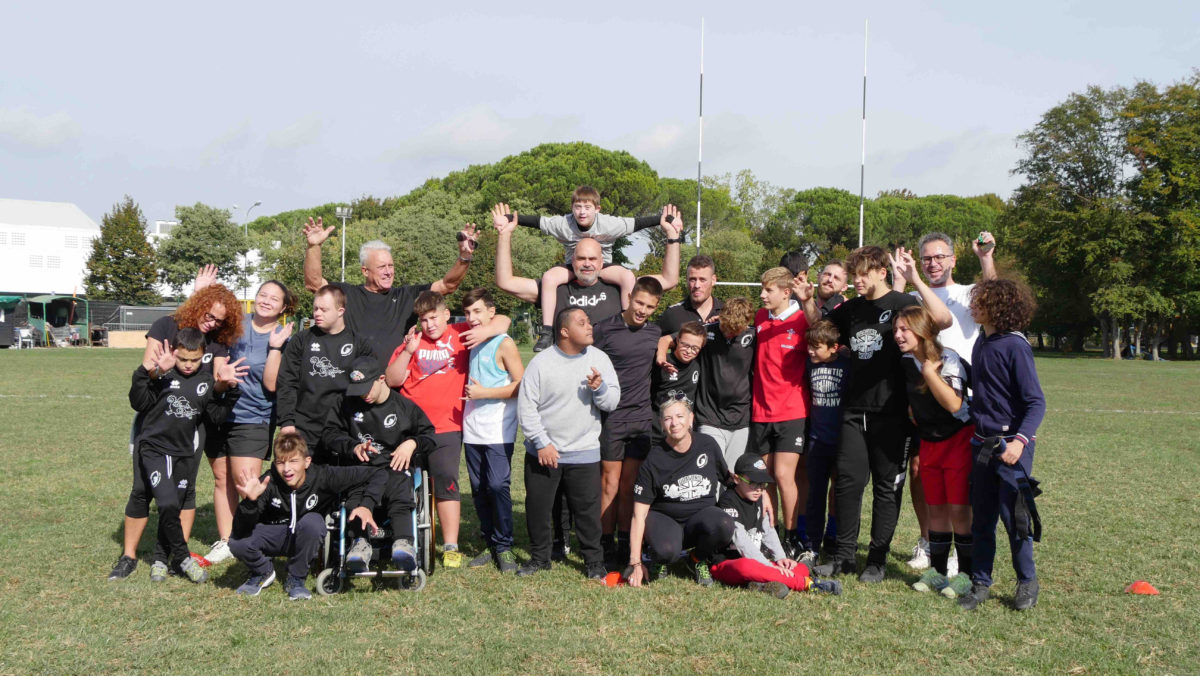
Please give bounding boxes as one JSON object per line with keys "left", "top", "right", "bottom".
{"left": 303, "top": 217, "right": 476, "bottom": 358}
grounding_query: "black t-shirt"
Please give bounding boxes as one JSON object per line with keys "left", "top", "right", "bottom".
{"left": 902, "top": 348, "right": 970, "bottom": 442}
{"left": 129, "top": 365, "right": 239, "bottom": 457}
{"left": 808, "top": 354, "right": 851, "bottom": 446}
{"left": 717, "top": 489, "right": 770, "bottom": 559}
{"left": 820, "top": 293, "right": 845, "bottom": 317}
{"left": 826, "top": 291, "right": 919, "bottom": 414}
{"left": 332, "top": 282, "right": 431, "bottom": 361}
{"left": 694, "top": 321, "right": 755, "bottom": 430}
{"left": 543, "top": 279, "right": 623, "bottom": 325}
{"left": 634, "top": 432, "right": 727, "bottom": 523}
{"left": 146, "top": 316, "right": 229, "bottom": 372}
{"left": 650, "top": 353, "right": 702, "bottom": 440}
{"left": 658, "top": 296, "right": 724, "bottom": 336}
{"left": 592, "top": 313, "right": 662, "bottom": 423}
{"left": 276, "top": 326, "right": 374, "bottom": 445}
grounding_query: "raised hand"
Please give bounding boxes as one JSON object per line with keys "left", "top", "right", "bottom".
{"left": 268, "top": 322, "right": 293, "bottom": 349}
{"left": 193, "top": 264, "right": 218, "bottom": 292}
{"left": 889, "top": 247, "right": 918, "bottom": 284}
{"left": 217, "top": 356, "right": 248, "bottom": 387}
{"left": 791, "top": 274, "right": 815, "bottom": 301}
{"left": 973, "top": 230, "right": 996, "bottom": 258}
{"left": 234, "top": 467, "right": 269, "bottom": 501}
{"left": 304, "top": 216, "right": 335, "bottom": 247}
{"left": 155, "top": 339, "right": 177, "bottom": 373}
{"left": 660, "top": 204, "right": 683, "bottom": 239}
{"left": 401, "top": 325, "right": 421, "bottom": 356}
{"left": 457, "top": 223, "right": 479, "bottom": 256}
{"left": 491, "top": 203, "right": 516, "bottom": 235}
{"left": 586, "top": 367, "right": 603, "bottom": 391}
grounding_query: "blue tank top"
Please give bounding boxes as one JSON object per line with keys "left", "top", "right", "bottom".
{"left": 462, "top": 334, "right": 517, "bottom": 444}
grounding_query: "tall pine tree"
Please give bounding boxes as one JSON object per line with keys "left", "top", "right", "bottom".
{"left": 84, "top": 196, "right": 160, "bottom": 304}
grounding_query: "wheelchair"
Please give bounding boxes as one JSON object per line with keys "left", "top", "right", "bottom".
{"left": 315, "top": 465, "right": 435, "bottom": 593}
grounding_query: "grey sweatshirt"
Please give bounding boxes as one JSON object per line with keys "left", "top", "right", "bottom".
{"left": 539, "top": 213, "right": 639, "bottom": 264}
{"left": 518, "top": 345, "right": 621, "bottom": 464}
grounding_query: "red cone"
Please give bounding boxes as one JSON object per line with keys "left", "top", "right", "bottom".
{"left": 1125, "top": 580, "right": 1159, "bottom": 595}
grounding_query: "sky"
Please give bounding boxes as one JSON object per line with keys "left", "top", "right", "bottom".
{"left": 1, "top": 1, "right": 1197, "bottom": 230}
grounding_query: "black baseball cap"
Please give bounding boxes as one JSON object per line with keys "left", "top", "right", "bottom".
{"left": 345, "top": 356, "right": 384, "bottom": 397}
{"left": 733, "top": 454, "right": 772, "bottom": 484}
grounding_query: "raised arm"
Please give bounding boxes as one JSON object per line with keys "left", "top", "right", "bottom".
{"left": 385, "top": 327, "right": 420, "bottom": 388}
{"left": 973, "top": 231, "right": 998, "bottom": 282}
{"left": 644, "top": 205, "right": 683, "bottom": 292}
{"left": 431, "top": 223, "right": 478, "bottom": 295}
{"left": 303, "top": 217, "right": 334, "bottom": 292}
{"left": 892, "top": 247, "right": 953, "bottom": 330}
{"left": 492, "top": 204, "right": 540, "bottom": 304}
{"left": 262, "top": 322, "right": 292, "bottom": 392}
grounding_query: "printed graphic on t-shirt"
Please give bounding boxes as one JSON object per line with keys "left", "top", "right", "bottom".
{"left": 309, "top": 356, "right": 345, "bottom": 378}
{"left": 811, "top": 366, "right": 845, "bottom": 408}
{"left": 415, "top": 336, "right": 456, "bottom": 380}
{"left": 662, "top": 473, "right": 712, "bottom": 500}
{"left": 850, "top": 329, "right": 883, "bottom": 359}
{"left": 568, "top": 291, "right": 609, "bottom": 308}
{"left": 357, "top": 432, "right": 384, "bottom": 453}
{"left": 165, "top": 395, "right": 200, "bottom": 419}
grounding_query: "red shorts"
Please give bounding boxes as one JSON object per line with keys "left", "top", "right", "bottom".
{"left": 918, "top": 424, "right": 973, "bottom": 506}
{"left": 711, "top": 557, "right": 812, "bottom": 592}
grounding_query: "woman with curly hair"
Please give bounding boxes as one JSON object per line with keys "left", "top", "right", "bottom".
{"left": 958, "top": 278, "right": 1046, "bottom": 612}
{"left": 116, "top": 280, "right": 244, "bottom": 575}
{"left": 202, "top": 280, "right": 296, "bottom": 565}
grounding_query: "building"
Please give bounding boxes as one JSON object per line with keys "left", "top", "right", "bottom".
{"left": 0, "top": 198, "right": 100, "bottom": 296}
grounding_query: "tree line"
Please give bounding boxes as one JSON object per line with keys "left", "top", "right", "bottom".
{"left": 85, "top": 71, "right": 1200, "bottom": 359}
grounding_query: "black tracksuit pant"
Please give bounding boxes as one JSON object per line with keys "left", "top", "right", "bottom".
{"left": 138, "top": 449, "right": 201, "bottom": 569}
{"left": 524, "top": 458, "right": 602, "bottom": 566}
{"left": 833, "top": 412, "right": 909, "bottom": 567}
{"left": 643, "top": 506, "right": 735, "bottom": 564}
{"left": 229, "top": 511, "right": 327, "bottom": 579}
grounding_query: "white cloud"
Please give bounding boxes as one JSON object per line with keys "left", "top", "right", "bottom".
{"left": 266, "top": 115, "right": 323, "bottom": 150}
{"left": 382, "top": 104, "right": 583, "bottom": 166}
{"left": 0, "top": 107, "right": 79, "bottom": 149}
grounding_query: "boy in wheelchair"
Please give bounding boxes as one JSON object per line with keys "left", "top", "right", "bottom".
{"left": 322, "top": 355, "right": 436, "bottom": 573}
{"left": 229, "top": 432, "right": 384, "bottom": 600}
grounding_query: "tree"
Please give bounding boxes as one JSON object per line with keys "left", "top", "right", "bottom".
{"left": 84, "top": 196, "right": 160, "bottom": 304}
{"left": 157, "top": 203, "right": 249, "bottom": 296}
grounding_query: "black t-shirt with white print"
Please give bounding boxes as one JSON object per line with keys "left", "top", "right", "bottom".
{"left": 146, "top": 316, "right": 229, "bottom": 373}
{"left": 694, "top": 322, "right": 756, "bottom": 430}
{"left": 826, "top": 291, "right": 919, "bottom": 415}
{"left": 718, "top": 488, "right": 770, "bottom": 560}
{"left": 129, "top": 365, "right": 239, "bottom": 457}
{"left": 276, "top": 326, "right": 374, "bottom": 442}
{"left": 634, "top": 432, "right": 728, "bottom": 523}
{"left": 902, "top": 347, "right": 971, "bottom": 442}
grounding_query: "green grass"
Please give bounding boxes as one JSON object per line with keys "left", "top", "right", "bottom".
{"left": 0, "top": 349, "right": 1198, "bottom": 674}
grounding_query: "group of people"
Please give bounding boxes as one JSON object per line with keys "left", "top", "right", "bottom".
{"left": 108, "top": 185, "right": 1045, "bottom": 610}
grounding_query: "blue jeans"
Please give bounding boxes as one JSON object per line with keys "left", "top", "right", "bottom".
{"left": 464, "top": 443, "right": 515, "bottom": 551}
{"left": 969, "top": 439, "right": 1037, "bottom": 586}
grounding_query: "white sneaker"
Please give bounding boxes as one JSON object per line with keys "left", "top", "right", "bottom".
{"left": 947, "top": 549, "right": 959, "bottom": 578}
{"left": 906, "top": 538, "right": 931, "bottom": 570}
{"left": 204, "top": 539, "right": 232, "bottom": 565}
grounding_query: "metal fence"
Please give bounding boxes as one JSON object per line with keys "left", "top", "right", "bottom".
{"left": 102, "top": 305, "right": 177, "bottom": 332}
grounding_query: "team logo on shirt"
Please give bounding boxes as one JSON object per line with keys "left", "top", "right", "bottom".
{"left": 305, "top": 494, "right": 319, "bottom": 510}
{"left": 633, "top": 484, "right": 643, "bottom": 495}
{"left": 724, "top": 508, "right": 739, "bottom": 519}
{"left": 271, "top": 497, "right": 282, "bottom": 508}
{"left": 353, "top": 412, "right": 365, "bottom": 422}
{"left": 384, "top": 414, "right": 397, "bottom": 429}
{"left": 696, "top": 453, "right": 708, "bottom": 468}
{"left": 177, "top": 478, "right": 188, "bottom": 489}
{"left": 568, "top": 292, "right": 607, "bottom": 308}
{"left": 357, "top": 433, "right": 383, "bottom": 453}
{"left": 350, "top": 370, "right": 365, "bottom": 382}
{"left": 196, "top": 382, "right": 209, "bottom": 397}
{"left": 340, "top": 343, "right": 354, "bottom": 357}
{"left": 202, "top": 353, "right": 213, "bottom": 364}
{"left": 850, "top": 329, "right": 883, "bottom": 360}
{"left": 740, "top": 334, "right": 754, "bottom": 348}
{"left": 692, "top": 371, "right": 699, "bottom": 384}
{"left": 878, "top": 310, "right": 892, "bottom": 324}
{"left": 309, "top": 356, "right": 345, "bottom": 378}
{"left": 169, "top": 380, "right": 181, "bottom": 390}
{"left": 165, "top": 395, "right": 200, "bottom": 419}
{"left": 662, "top": 474, "right": 712, "bottom": 500}
{"left": 668, "top": 371, "right": 679, "bottom": 381}
{"left": 310, "top": 342, "right": 321, "bottom": 352}
{"left": 150, "top": 471, "right": 161, "bottom": 487}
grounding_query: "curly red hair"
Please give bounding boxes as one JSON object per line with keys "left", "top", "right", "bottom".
{"left": 970, "top": 279, "right": 1036, "bottom": 333}
{"left": 173, "top": 284, "right": 244, "bottom": 347}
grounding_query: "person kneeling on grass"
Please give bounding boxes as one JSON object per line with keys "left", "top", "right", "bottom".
{"left": 625, "top": 398, "right": 734, "bottom": 588}
{"left": 708, "top": 454, "right": 843, "bottom": 598}
{"left": 228, "top": 432, "right": 385, "bottom": 600}
{"left": 322, "top": 355, "right": 436, "bottom": 574}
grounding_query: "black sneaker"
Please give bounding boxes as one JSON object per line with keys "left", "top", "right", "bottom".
{"left": 857, "top": 563, "right": 886, "bottom": 583}
{"left": 107, "top": 555, "right": 137, "bottom": 581}
{"left": 467, "top": 550, "right": 495, "bottom": 568}
{"left": 533, "top": 329, "right": 553, "bottom": 353}
{"left": 496, "top": 550, "right": 519, "bottom": 574}
{"left": 516, "top": 560, "right": 551, "bottom": 577}
{"left": 812, "top": 559, "right": 855, "bottom": 577}
{"left": 693, "top": 559, "right": 714, "bottom": 587}
{"left": 811, "top": 579, "right": 843, "bottom": 595}
{"left": 748, "top": 581, "right": 791, "bottom": 599}
{"left": 958, "top": 583, "right": 991, "bottom": 611}
{"left": 783, "top": 533, "right": 803, "bottom": 560}
{"left": 585, "top": 562, "right": 607, "bottom": 580}
{"left": 1013, "top": 579, "right": 1040, "bottom": 611}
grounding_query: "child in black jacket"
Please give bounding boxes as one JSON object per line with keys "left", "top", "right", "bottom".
{"left": 229, "top": 432, "right": 385, "bottom": 600}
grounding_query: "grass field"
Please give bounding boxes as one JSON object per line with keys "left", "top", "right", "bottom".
{"left": 0, "top": 348, "right": 1198, "bottom": 674}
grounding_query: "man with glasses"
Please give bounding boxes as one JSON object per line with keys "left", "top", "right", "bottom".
{"left": 893, "top": 231, "right": 998, "bottom": 572}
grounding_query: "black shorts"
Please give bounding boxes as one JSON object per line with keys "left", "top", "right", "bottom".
{"left": 428, "top": 431, "right": 463, "bottom": 502}
{"left": 750, "top": 419, "right": 808, "bottom": 455}
{"left": 600, "top": 418, "right": 652, "bottom": 462}
{"left": 206, "top": 422, "right": 272, "bottom": 460}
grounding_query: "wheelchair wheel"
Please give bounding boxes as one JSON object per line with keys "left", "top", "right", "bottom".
{"left": 316, "top": 568, "right": 343, "bottom": 596}
{"left": 405, "top": 569, "right": 427, "bottom": 592}
{"left": 419, "top": 469, "right": 434, "bottom": 575}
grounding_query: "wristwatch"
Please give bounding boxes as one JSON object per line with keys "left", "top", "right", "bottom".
{"left": 459, "top": 256, "right": 474, "bottom": 263}
{"left": 665, "top": 237, "right": 683, "bottom": 244}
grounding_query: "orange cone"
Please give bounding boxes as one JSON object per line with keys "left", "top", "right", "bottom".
{"left": 604, "top": 571, "right": 623, "bottom": 587}
{"left": 1125, "top": 580, "right": 1159, "bottom": 595}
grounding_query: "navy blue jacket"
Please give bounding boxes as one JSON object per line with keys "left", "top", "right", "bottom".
{"left": 970, "top": 331, "right": 1045, "bottom": 446}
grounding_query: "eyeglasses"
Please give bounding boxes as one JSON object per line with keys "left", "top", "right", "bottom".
{"left": 677, "top": 342, "right": 702, "bottom": 354}
{"left": 658, "top": 391, "right": 693, "bottom": 407}
{"left": 735, "top": 475, "right": 769, "bottom": 490}
{"left": 203, "top": 312, "right": 227, "bottom": 327}
{"left": 920, "top": 254, "right": 953, "bottom": 265}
